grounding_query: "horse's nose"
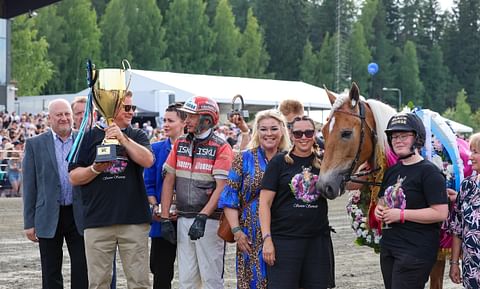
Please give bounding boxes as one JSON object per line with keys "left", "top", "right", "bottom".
{"left": 323, "top": 184, "right": 337, "bottom": 200}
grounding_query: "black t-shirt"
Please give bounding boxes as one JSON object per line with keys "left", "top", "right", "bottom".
{"left": 378, "top": 159, "right": 447, "bottom": 260}
{"left": 69, "top": 126, "right": 152, "bottom": 229}
{"left": 261, "top": 152, "right": 329, "bottom": 239}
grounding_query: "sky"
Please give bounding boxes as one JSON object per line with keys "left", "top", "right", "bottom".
{"left": 439, "top": 0, "right": 454, "bottom": 11}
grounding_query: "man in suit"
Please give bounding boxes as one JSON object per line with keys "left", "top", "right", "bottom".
{"left": 23, "top": 98, "right": 88, "bottom": 289}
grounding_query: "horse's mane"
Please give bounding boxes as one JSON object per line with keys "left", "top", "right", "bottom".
{"left": 365, "top": 99, "right": 397, "bottom": 154}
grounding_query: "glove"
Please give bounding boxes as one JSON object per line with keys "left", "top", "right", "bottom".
{"left": 188, "top": 214, "right": 208, "bottom": 240}
{"left": 160, "top": 219, "right": 176, "bottom": 245}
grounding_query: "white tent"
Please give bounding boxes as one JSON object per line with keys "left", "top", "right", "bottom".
{"left": 17, "top": 70, "right": 332, "bottom": 123}
{"left": 440, "top": 117, "right": 473, "bottom": 134}
{"left": 127, "top": 70, "right": 332, "bottom": 118}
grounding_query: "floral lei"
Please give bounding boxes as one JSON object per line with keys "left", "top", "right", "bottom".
{"left": 345, "top": 149, "right": 389, "bottom": 253}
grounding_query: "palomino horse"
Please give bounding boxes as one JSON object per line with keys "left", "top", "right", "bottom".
{"left": 316, "top": 82, "right": 396, "bottom": 200}
{"left": 316, "top": 83, "right": 396, "bottom": 250}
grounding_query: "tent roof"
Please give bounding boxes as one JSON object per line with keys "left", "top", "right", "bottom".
{"left": 129, "top": 70, "right": 332, "bottom": 110}
{"left": 440, "top": 117, "right": 473, "bottom": 134}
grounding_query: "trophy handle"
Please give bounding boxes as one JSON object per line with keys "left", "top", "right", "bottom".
{"left": 122, "top": 59, "right": 132, "bottom": 92}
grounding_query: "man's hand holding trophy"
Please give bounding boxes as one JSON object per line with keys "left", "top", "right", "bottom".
{"left": 68, "top": 59, "right": 133, "bottom": 174}
{"left": 92, "top": 60, "right": 132, "bottom": 163}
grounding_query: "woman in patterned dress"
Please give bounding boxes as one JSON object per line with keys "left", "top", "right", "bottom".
{"left": 218, "top": 109, "right": 290, "bottom": 289}
{"left": 450, "top": 132, "right": 480, "bottom": 289}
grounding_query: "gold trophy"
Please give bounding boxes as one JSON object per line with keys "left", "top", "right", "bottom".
{"left": 92, "top": 60, "right": 131, "bottom": 162}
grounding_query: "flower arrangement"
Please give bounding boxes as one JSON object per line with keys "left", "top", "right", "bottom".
{"left": 346, "top": 189, "right": 382, "bottom": 253}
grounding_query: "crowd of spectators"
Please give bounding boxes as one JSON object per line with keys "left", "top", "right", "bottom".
{"left": 0, "top": 111, "right": 49, "bottom": 197}
{"left": 0, "top": 110, "right": 248, "bottom": 197}
{"left": 0, "top": 109, "right": 319, "bottom": 198}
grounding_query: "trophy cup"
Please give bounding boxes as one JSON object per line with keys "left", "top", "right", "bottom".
{"left": 92, "top": 60, "right": 131, "bottom": 162}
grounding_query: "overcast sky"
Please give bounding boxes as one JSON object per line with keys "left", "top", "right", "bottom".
{"left": 438, "top": 0, "right": 454, "bottom": 11}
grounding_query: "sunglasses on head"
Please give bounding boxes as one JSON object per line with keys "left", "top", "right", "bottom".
{"left": 292, "top": 129, "right": 315, "bottom": 139}
{"left": 123, "top": 105, "right": 137, "bottom": 112}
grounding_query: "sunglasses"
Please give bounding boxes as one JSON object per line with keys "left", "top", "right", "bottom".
{"left": 292, "top": 129, "right": 315, "bottom": 139}
{"left": 123, "top": 105, "right": 137, "bottom": 112}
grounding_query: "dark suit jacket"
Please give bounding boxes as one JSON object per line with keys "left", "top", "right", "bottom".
{"left": 22, "top": 130, "right": 84, "bottom": 238}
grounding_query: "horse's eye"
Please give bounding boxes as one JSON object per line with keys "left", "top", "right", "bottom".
{"left": 341, "top": 130, "right": 352, "bottom": 139}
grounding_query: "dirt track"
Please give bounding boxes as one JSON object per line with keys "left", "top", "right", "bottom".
{"left": 0, "top": 195, "right": 461, "bottom": 288}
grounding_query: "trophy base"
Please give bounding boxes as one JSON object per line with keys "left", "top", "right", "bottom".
{"left": 95, "top": 144, "right": 118, "bottom": 162}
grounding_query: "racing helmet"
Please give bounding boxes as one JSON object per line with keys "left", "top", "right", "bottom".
{"left": 179, "top": 96, "right": 220, "bottom": 128}
{"left": 385, "top": 112, "right": 426, "bottom": 150}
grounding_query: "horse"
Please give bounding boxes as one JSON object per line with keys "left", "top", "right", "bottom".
{"left": 316, "top": 82, "right": 397, "bottom": 200}
{"left": 316, "top": 82, "right": 397, "bottom": 251}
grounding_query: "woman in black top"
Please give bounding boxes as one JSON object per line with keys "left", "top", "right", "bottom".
{"left": 375, "top": 112, "right": 448, "bottom": 289}
{"left": 259, "top": 116, "right": 334, "bottom": 289}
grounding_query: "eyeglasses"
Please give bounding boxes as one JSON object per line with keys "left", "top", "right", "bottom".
{"left": 292, "top": 129, "right": 315, "bottom": 139}
{"left": 391, "top": 133, "right": 414, "bottom": 142}
{"left": 123, "top": 105, "right": 137, "bottom": 112}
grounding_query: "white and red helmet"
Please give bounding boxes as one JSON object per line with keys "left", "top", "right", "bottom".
{"left": 180, "top": 96, "right": 220, "bottom": 127}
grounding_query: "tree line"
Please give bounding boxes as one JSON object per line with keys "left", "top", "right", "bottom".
{"left": 10, "top": 0, "right": 480, "bottom": 130}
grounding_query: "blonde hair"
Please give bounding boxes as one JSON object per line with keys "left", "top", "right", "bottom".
{"left": 247, "top": 109, "right": 290, "bottom": 152}
{"left": 284, "top": 115, "right": 322, "bottom": 169}
{"left": 469, "top": 133, "right": 480, "bottom": 152}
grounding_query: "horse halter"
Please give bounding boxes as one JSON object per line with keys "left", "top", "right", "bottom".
{"left": 332, "top": 101, "right": 380, "bottom": 186}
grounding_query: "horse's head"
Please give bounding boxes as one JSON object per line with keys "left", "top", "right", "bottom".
{"left": 316, "top": 83, "right": 376, "bottom": 200}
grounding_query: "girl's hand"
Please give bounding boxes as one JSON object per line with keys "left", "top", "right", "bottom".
{"left": 262, "top": 238, "right": 276, "bottom": 266}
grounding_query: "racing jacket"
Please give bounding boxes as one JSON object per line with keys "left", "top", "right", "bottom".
{"left": 164, "top": 132, "right": 233, "bottom": 219}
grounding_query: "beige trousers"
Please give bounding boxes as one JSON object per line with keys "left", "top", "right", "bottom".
{"left": 84, "top": 224, "right": 150, "bottom": 289}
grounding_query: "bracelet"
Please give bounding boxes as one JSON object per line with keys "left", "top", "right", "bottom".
{"left": 400, "top": 209, "right": 405, "bottom": 223}
{"left": 262, "top": 233, "right": 271, "bottom": 242}
{"left": 231, "top": 226, "right": 242, "bottom": 234}
{"left": 449, "top": 260, "right": 460, "bottom": 265}
{"left": 90, "top": 165, "right": 101, "bottom": 175}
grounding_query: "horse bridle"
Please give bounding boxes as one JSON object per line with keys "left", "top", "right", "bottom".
{"left": 332, "top": 101, "right": 381, "bottom": 186}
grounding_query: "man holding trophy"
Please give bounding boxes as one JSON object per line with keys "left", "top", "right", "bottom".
{"left": 69, "top": 64, "right": 154, "bottom": 289}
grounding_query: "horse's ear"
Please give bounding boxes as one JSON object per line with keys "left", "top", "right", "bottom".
{"left": 349, "top": 82, "right": 360, "bottom": 108}
{"left": 323, "top": 85, "right": 336, "bottom": 105}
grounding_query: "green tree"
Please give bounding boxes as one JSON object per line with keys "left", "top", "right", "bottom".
{"left": 255, "top": 0, "right": 308, "bottom": 80}
{"left": 99, "top": 0, "right": 131, "bottom": 67}
{"left": 124, "top": 0, "right": 168, "bottom": 70}
{"left": 164, "top": 0, "right": 215, "bottom": 73}
{"left": 420, "top": 45, "right": 449, "bottom": 112}
{"left": 349, "top": 22, "right": 371, "bottom": 95}
{"left": 238, "top": 8, "right": 270, "bottom": 78}
{"left": 383, "top": 0, "right": 402, "bottom": 44}
{"left": 453, "top": 0, "right": 480, "bottom": 109}
{"left": 11, "top": 15, "right": 53, "bottom": 96}
{"left": 35, "top": 4, "right": 69, "bottom": 94}
{"left": 211, "top": 0, "right": 241, "bottom": 75}
{"left": 398, "top": 41, "right": 424, "bottom": 105}
{"left": 369, "top": 0, "right": 395, "bottom": 99}
{"left": 359, "top": 0, "right": 379, "bottom": 45}
{"left": 299, "top": 40, "right": 318, "bottom": 85}
{"left": 56, "top": 0, "right": 102, "bottom": 92}
{"left": 229, "top": 0, "right": 252, "bottom": 31}
{"left": 317, "top": 32, "right": 336, "bottom": 89}
{"left": 443, "top": 89, "right": 474, "bottom": 128}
